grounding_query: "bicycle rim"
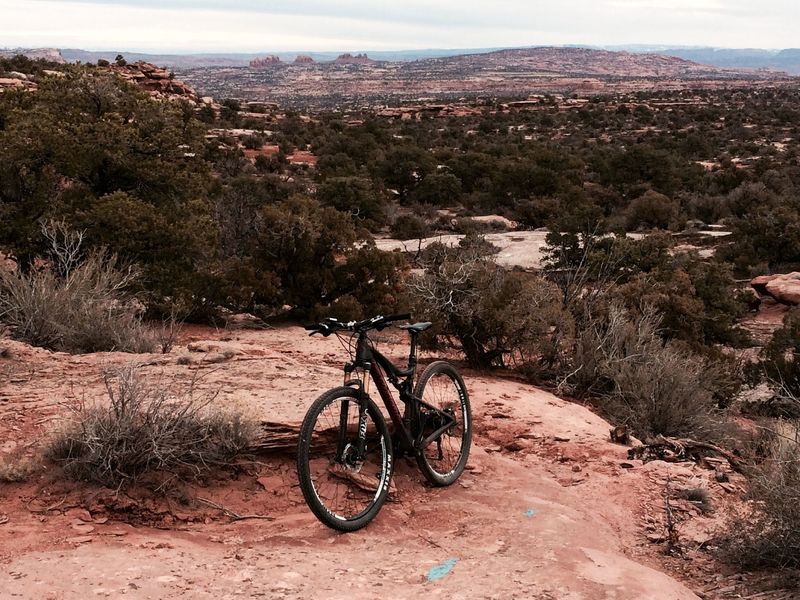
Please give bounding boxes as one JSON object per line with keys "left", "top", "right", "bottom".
{"left": 302, "top": 391, "right": 391, "bottom": 524}
{"left": 418, "top": 369, "right": 470, "bottom": 478}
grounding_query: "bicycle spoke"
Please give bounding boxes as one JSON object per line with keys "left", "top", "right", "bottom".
{"left": 421, "top": 373, "right": 464, "bottom": 474}
{"left": 305, "top": 395, "right": 388, "bottom": 521}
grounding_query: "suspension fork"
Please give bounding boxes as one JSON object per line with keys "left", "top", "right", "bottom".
{"left": 335, "top": 399, "right": 349, "bottom": 462}
{"left": 335, "top": 394, "right": 372, "bottom": 463}
{"left": 355, "top": 401, "right": 370, "bottom": 460}
{"left": 339, "top": 358, "right": 373, "bottom": 462}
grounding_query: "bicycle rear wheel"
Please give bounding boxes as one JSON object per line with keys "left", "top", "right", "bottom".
{"left": 297, "top": 387, "right": 393, "bottom": 531}
{"left": 413, "top": 361, "right": 472, "bottom": 486}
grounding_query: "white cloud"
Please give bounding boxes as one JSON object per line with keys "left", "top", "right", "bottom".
{"left": 1, "top": 0, "right": 798, "bottom": 51}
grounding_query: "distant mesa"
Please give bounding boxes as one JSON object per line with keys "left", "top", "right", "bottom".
{"left": 335, "top": 53, "right": 374, "bottom": 64}
{"left": 294, "top": 55, "right": 315, "bottom": 64}
{"left": 0, "top": 47, "right": 65, "bottom": 64}
{"left": 249, "top": 55, "right": 281, "bottom": 68}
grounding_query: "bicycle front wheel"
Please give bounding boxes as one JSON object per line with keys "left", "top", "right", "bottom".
{"left": 297, "top": 387, "right": 393, "bottom": 531}
{"left": 414, "top": 361, "right": 472, "bottom": 486}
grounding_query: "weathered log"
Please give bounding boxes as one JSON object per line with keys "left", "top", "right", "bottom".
{"left": 248, "top": 421, "right": 302, "bottom": 454}
{"left": 628, "top": 435, "right": 745, "bottom": 473}
{"left": 248, "top": 421, "right": 374, "bottom": 454}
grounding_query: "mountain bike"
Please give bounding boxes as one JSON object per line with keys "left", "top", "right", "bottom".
{"left": 297, "top": 314, "right": 472, "bottom": 531}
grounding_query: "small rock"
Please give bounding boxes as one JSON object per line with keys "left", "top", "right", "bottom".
{"left": 572, "top": 465, "right": 582, "bottom": 473}
{"left": 202, "top": 352, "right": 232, "bottom": 364}
{"left": 718, "top": 482, "right": 737, "bottom": 494}
{"left": 66, "top": 535, "right": 93, "bottom": 544}
{"left": 187, "top": 341, "right": 216, "bottom": 353}
{"left": 688, "top": 531, "right": 712, "bottom": 546}
{"left": 76, "top": 509, "right": 93, "bottom": 522}
{"left": 505, "top": 439, "right": 530, "bottom": 452}
{"left": 225, "top": 313, "right": 267, "bottom": 329}
{"left": 553, "top": 436, "right": 571, "bottom": 442}
{"left": 610, "top": 425, "right": 630, "bottom": 445}
{"left": 714, "top": 469, "right": 729, "bottom": 483}
{"left": 71, "top": 520, "right": 95, "bottom": 534}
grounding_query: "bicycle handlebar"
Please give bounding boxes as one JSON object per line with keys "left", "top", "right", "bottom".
{"left": 304, "top": 313, "right": 411, "bottom": 336}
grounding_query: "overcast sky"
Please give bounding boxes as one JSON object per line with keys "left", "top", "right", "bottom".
{"left": 2, "top": 0, "right": 798, "bottom": 53}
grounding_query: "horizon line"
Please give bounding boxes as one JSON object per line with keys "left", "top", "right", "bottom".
{"left": 3, "top": 43, "right": 797, "bottom": 56}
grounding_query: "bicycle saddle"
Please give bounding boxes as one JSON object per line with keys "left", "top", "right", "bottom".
{"left": 399, "top": 321, "right": 432, "bottom": 333}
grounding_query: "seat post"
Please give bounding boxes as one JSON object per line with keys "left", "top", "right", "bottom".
{"left": 407, "top": 331, "right": 418, "bottom": 372}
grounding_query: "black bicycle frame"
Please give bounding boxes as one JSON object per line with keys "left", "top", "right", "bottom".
{"left": 344, "top": 332, "right": 456, "bottom": 456}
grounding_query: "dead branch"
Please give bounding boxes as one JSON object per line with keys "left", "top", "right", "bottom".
{"left": 628, "top": 435, "right": 745, "bottom": 473}
{"left": 196, "top": 497, "right": 274, "bottom": 522}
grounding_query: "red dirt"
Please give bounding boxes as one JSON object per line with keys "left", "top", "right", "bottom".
{"left": 0, "top": 326, "right": 785, "bottom": 598}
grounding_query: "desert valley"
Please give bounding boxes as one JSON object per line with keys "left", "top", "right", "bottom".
{"left": 2, "top": 30, "right": 800, "bottom": 600}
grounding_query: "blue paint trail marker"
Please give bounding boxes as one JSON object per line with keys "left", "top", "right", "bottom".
{"left": 525, "top": 508, "right": 537, "bottom": 518}
{"left": 427, "top": 558, "right": 458, "bottom": 582}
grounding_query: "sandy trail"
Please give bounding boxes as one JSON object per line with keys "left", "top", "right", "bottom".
{"left": 0, "top": 325, "right": 748, "bottom": 599}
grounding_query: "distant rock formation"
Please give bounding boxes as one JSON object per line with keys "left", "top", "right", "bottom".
{"left": 107, "top": 61, "right": 199, "bottom": 102}
{"left": 0, "top": 76, "right": 37, "bottom": 92}
{"left": 335, "top": 53, "right": 374, "bottom": 64}
{"left": 249, "top": 55, "right": 281, "bottom": 68}
{"left": 294, "top": 55, "right": 314, "bottom": 64}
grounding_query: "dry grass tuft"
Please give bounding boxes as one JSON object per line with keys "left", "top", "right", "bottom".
{"left": 570, "top": 304, "right": 718, "bottom": 439}
{"left": 46, "top": 365, "right": 254, "bottom": 488}
{"left": 722, "top": 402, "right": 800, "bottom": 570}
{"left": 0, "top": 251, "right": 153, "bottom": 354}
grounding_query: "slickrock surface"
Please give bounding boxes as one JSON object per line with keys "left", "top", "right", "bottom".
{"left": 0, "top": 326, "right": 771, "bottom": 598}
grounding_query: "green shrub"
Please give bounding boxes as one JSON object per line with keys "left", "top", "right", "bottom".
{"left": 316, "top": 177, "right": 388, "bottom": 227}
{"left": 409, "top": 235, "right": 572, "bottom": 369}
{"left": 0, "top": 69, "right": 215, "bottom": 307}
{"left": 625, "top": 190, "right": 684, "bottom": 231}
{"left": 390, "top": 214, "right": 430, "bottom": 240}
{"left": 760, "top": 308, "right": 800, "bottom": 399}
